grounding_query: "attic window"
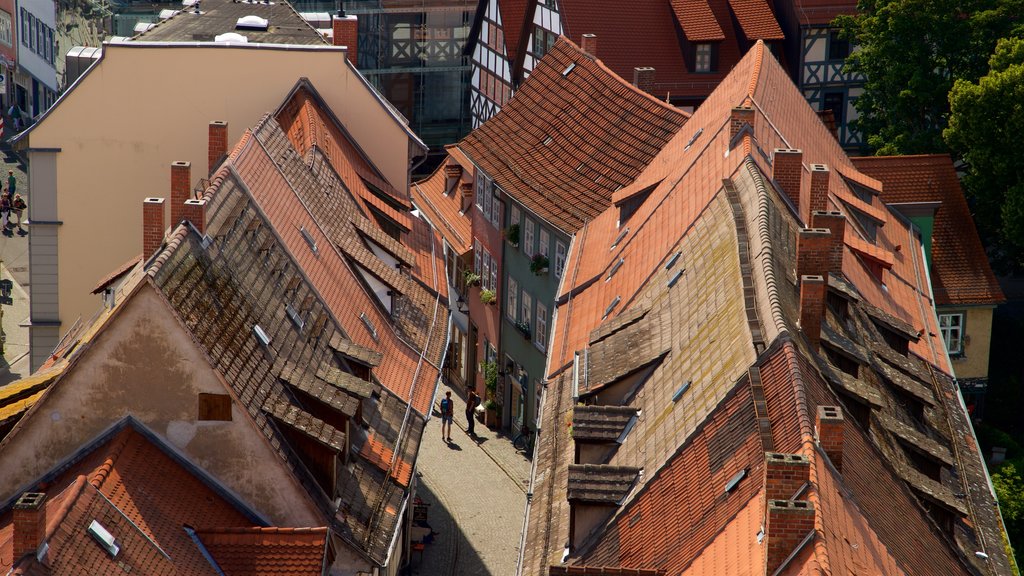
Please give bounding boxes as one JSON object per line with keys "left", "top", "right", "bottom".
{"left": 88, "top": 520, "right": 120, "bottom": 558}
{"left": 300, "top": 226, "right": 319, "bottom": 255}
{"left": 602, "top": 296, "right": 621, "bottom": 319}
{"left": 236, "top": 15, "right": 268, "bottom": 30}
{"left": 561, "top": 62, "right": 577, "bottom": 77}
{"left": 286, "top": 302, "right": 304, "bottom": 331}
{"left": 684, "top": 128, "right": 703, "bottom": 151}
{"left": 606, "top": 258, "right": 624, "bottom": 281}
{"left": 543, "top": 135, "right": 553, "bottom": 146}
{"left": 253, "top": 324, "right": 271, "bottom": 347}
{"left": 724, "top": 468, "right": 747, "bottom": 493}
{"left": 610, "top": 227, "right": 629, "bottom": 250}
{"left": 671, "top": 380, "right": 691, "bottom": 402}
{"left": 360, "top": 312, "right": 379, "bottom": 341}
{"left": 665, "top": 251, "right": 681, "bottom": 269}
{"left": 667, "top": 269, "right": 684, "bottom": 288}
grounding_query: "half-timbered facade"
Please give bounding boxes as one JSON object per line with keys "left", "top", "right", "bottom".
{"left": 799, "top": 26, "right": 864, "bottom": 149}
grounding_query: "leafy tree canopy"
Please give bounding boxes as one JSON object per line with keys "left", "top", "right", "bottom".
{"left": 836, "top": 0, "right": 1023, "bottom": 155}
{"left": 946, "top": 36, "right": 1024, "bottom": 271}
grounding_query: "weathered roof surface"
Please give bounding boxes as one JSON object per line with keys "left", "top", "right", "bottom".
{"left": 132, "top": 0, "right": 327, "bottom": 45}
{"left": 458, "top": 38, "right": 687, "bottom": 233}
{"left": 527, "top": 41, "right": 1011, "bottom": 576}
{"left": 196, "top": 527, "right": 328, "bottom": 576}
{"left": 412, "top": 161, "right": 472, "bottom": 255}
{"left": 791, "top": 0, "right": 857, "bottom": 25}
{"left": 851, "top": 154, "right": 1005, "bottom": 306}
{"left": 572, "top": 405, "right": 637, "bottom": 443}
{"left": 566, "top": 465, "right": 640, "bottom": 504}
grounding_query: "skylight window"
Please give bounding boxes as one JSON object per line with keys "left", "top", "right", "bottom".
{"left": 684, "top": 128, "right": 703, "bottom": 151}
{"left": 300, "top": 226, "right": 318, "bottom": 255}
{"left": 665, "top": 251, "right": 681, "bottom": 269}
{"left": 671, "top": 380, "right": 691, "bottom": 402}
{"left": 602, "top": 296, "right": 621, "bottom": 319}
{"left": 215, "top": 32, "right": 248, "bottom": 43}
{"left": 561, "top": 62, "right": 577, "bottom": 77}
{"left": 610, "top": 227, "right": 629, "bottom": 250}
{"left": 88, "top": 520, "right": 120, "bottom": 558}
{"left": 360, "top": 312, "right": 379, "bottom": 341}
{"left": 606, "top": 258, "right": 624, "bottom": 281}
{"left": 667, "top": 269, "right": 684, "bottom": 288}
{"left": 286, "top": 303, "right": 304, "bottom": 331}
{"left": 543, "top": 135, "right": 553, "bottom": 146}
{"left": 253, "top": 324, "right": 271, "bottom": 347}
{"left": 724, "top": 468, "right": 747, "bottom": 493}
{"left": 236, "top": 15, "right": 268, "bottom": 30}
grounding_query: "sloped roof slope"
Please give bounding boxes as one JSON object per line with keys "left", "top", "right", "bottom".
{"left": 133, "top": 0, "right": 327, "bottom": 45}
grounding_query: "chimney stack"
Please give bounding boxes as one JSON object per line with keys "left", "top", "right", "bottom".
{"left": 581, "top": 33, "right": 597, "bottom": 57}
{"left": 766, "top": 499, "right": 816, "bottom": 574}
{"left": 764, "top": 452, "right": 811, "bottom": 501}
{"left": 182, "top": 198, "right": 207, "bottom": 235}
{"left": 772, "top": 149, "right": 803, "bottom": 213}
{"left": 13, "top": 492, "right": 46, "bottom": 561}
{"left": 143, "top": 198, "right": 166, "bottom": 258}
{"left": 796, "top": 228, "right": 831, "bottom": 281}
{"left": 633, "top": 67, "right": 655, "bottom": 94}
{"left": 444, "top": 163, "right": 463, "bottom": 181}
{"left": 799, "top": 275, "right": 826, "bottom": 349}
{"left": 208, "top": 121, "right": 228, "bottom": 175}
{"left": 332, "top": 14, "right": 359, "bottom": 65}
{"left": 810, "top": 211, "right": 846, "bottom": 278}
{"left": 816, "top": 405, "right": 844, "bottom": 472}
{"left": 801, "top": 164, "right": 829, "bottom": 225}
{"left": 730, "top": 106, "right": 754, "bottom": 141}
{"left": 170, "top": 161, "right": 191, "bottom": 227}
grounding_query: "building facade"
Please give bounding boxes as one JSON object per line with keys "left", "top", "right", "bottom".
{"left": 0, "top": 0, "right": 16, "bottom": 113}
{"left": 14, "top": 0, "right": 57, "bottom": 118}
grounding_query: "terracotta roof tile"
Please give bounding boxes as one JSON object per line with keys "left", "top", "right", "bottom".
{"left": 566, "top": 465, "right": 640, "bottom": 504}
{"left": 412, "top": 163, "right": 472, "bottom": 255}
{"left": 792, "top": 0, "right": 857, "bottom": 25}
{"left": 851, "top": 154, "right": 1005, "bottom": 306}
{"left": 196, "top": 527, "right": 328, "bottom": 576}
{"left": 671, "top": 0, "right": 726, "bottom": 41}
{"left": 727, "top": 0, "right": 785, "bottom": 40}
{"left": 572, "top": 406, "right": 638, "bottom": 443}
{"left": 90, "top": 253, "right": 142, "bottom": 294}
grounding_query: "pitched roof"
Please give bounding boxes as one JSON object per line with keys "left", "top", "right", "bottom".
{"left": 132, "top": 0, "right": 327, "bottom": 45}
{"left": 195, "top": 527, "right": 328, "bottom": 576}
{"left": 851, "top": 154, "right": 1005, "bottom": 306}
{"left": 670, "top": 0, "right": 726, "bottom": 41}
{"left": 411, "top": 161, "right": 472, "bottom": 255}
{"left": 727, "top": 0, "right": 785, "bottom": 40}
{"left": 458, "top": 38, "right": 687, "bottom": 233}
{"left": 791, "top": 0, "right": 857, "bottom": 25}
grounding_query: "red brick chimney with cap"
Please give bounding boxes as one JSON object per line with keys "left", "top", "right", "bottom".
{"left": 730, "top": 106, "right": 754, "bottom": 141}
{"left": 801, "top": 164, "right": 829, "bottom": 225}
{"left": 766, "top": 499, "right": 816, "bottom": 574}
{"left": 170, "top": 161, "right": 191, "bottom": 227}
{"left": 810, "top": 211, "right": 846, "bottom": 278}
{"left": 633, "top": 67, "right": 655, "bottom": 94}
{"left": 581, "top": 33, "right": 597, "bottom": 57}
{"left": 333, "top": 14, "right": 359, "bottom": 65}
{"left": 13, "top": 492, "right": 46, "bottom": 561}
{"left": 144, "top": 198, "right": 166, "bottom": 258}
{"left": 444, "top": 163, "right": 463, "bottom": 181}
{"left": 764, "top": 452, "right": 811, "bottom": 501}
{"left": 799, "top": 274, "right": 826, "bottom": 349}
{"left": 208, "top": 121, "right": 228, "bottom": 175}
{"left": 816, "top": 405, "right": 844, "bottom": 472}
{"left": 182, "top": 198, "right": 207, "bottom": 235}
{"left": 772, "top": 149, "right": 803, "bottom": 212}
{"left": 796, "top": 228, "right": 831, "bottom": 281}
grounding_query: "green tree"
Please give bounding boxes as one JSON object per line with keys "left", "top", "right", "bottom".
{"left": 836, "top": 0, "right": 1023, "bottom": 155}
{"left": 945, "top": 36, "right": 1024, "bottom": 271}
{"left": 992, "top": 463, "right": 1024, "bottom": 559}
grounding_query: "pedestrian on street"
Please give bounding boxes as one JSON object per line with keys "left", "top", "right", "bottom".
{"left": 465, "top": 390, "right": 480, "bottom": 436}
{"left": 7, "top": 171, "right": 14, "bottom": 196}
{"left": 440, "top": 391, "right": 454, "bottom": 442}
{"left": 11, "top": 193, "right": 26, "bottom": 235}
{"left": 0, "top": 191, "right": 10, "bottom": 234}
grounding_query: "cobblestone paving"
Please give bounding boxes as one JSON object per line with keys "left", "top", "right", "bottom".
{"left": 411, "top": 380, "right": 533, "bottom": 575}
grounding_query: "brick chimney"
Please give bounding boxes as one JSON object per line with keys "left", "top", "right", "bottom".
{"left": 772, "top": 149, "right": 803, "bottom": 212}
{"left": 13, "top": 492, "right": 46, "bottom": 561}
{"left": 208, "top": 121, "right": 228, "bottom": 175}
{"left": 764, "top": 452, "right": 811, "bottom": 501}
{"left": 444, "top": 163, "right": 463, "bottom": 181}
{"left": 581, "top": 33, "right": 597, "bottom": 57}
{"left": 730, "top": 106, "right": 754, "bottom": 141}
{"left": 799, "top": 275, "right": 826, "bottom": 350}
{"left": 810, "top": 211, "right": 846, "bottom": 278}
{"left": 182, "top": 198, "right": 207, "bottom": 235}
{"left": 633, "top": 67, "right": 655, "bottom": 94}
{"left": 144, "top": 198, "right": 166, "bottom": 258}
{"left": 460, "top": 180, "right": 473, "bottom": 201}
{"left": 796, "top": 228, "right": 831, "bottom": 281}
{"left": 332, "top": 14, "right": 359, "bottom": 65}
{"left": 801, "top": 164, "right": 829, "bottom": 225}
{"left": 816, "top": 405, "right": 844, "bottom": 472}
{"left": 170, "top": 161, "right": 191, "bottom": 227}
{"left": 766, "top": 499, "right": 816, "bottom": 574}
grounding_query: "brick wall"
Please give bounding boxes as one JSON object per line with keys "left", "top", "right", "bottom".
{"left": 208, "top": 121, "right": 228, "bottom": 175}
{"left": 816, "top": 405, "right": 844, "bottom": 472}
{"left": 12, "top": 492, "right": 46, "bottom": 560}
{"left": 766, "top": 499, "right": 816, "bottom": 574}
{"left": 799, "top": 275, "right": 826, "bottom": 349}
{"left": 772, "top": 149, "right": 803, "bottom": 214}
{"left": 801, "top": 164, "right": 829, "bottom": 224}
{"left": 144, "top": 198, "right": 166, "bottom": 257}
{"left": 730, "top": 106, "right": 754, "bottom": 140}
{"left": 333, "top": 15, "right": 359, "bottom": 66}
{"left": 796, "top": 228, "right": 831, "bottom": 281}
{"left": 170, "top": 161, "right": 191, "bottom": 227}
{"left": 183, "top": 199, "right": 207, "bottom": 235}
{"left": 810, "top": 211, "right": 846, "bottom": 278}
{"left": 633, "top": 67, "right": 655, "bottom": 94}
{"left": 764, "top": 452, "right": 811, "bottom": 501}
{"left": 581, "top": 34, "right": 597, "bottom": 57}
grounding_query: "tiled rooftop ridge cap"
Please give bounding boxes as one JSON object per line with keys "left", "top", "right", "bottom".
{"left": 87, "top": 431, "right": 133, "bottom": 490}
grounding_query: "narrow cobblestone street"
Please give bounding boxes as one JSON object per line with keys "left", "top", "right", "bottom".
{"left": 411, "top": 380, "right": 532, "bottom": 575}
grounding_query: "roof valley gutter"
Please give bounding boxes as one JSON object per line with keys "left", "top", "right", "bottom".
{"left": 184, "top": 525, "right": 228, "bottom": 576}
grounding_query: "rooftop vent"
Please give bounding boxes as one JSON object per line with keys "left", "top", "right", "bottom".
{"left": 236, "top": 15, "right": 268, "bottom": 30}
{"left": 602, "top": 296, "right": 621, "bottom": 319}
{"left": 134, "top": 22, "right": 156, "bottom": 33}
{"left": 671, "top": 380, "right": 691, "bottom": 402}
{"left": 610, "top": 227, "right": 629, "bottom": 250}
{"left": 724, "top": 468, "right": 747, "bottom": 493}
{"left": 215, "top": 32, "right": 248, "bottom": 42}
{"left": 299, "top": 226, "right": 318, "bottom": 255}
{"left": 88, "top": 520, "right": 120, "bottom": 558}
{"left": 253, "top": 324, "right": 271, "bottom": 347}
{"left": 159, "top": 9, "right": 179, "bottom": 18}
{"left": 286, "top": 303, "right": 304, "bottom": 331}
{"left": 561, "top": 62, "right": 576, "bottom": 77}
{"left": 665, "top": 251, "right": 681, "bottom": 269}
{"left": 685, "top": 128, "right": 703, "bottom": 151}
{"left": 360, "top": 312, "right": 378, "bottom": 340}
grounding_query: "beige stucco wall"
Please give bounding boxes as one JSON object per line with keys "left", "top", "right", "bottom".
{"left": 25, "top": 42, "right": 418, "bottom": 355}
{"left": 946, "top": 305, "right": 995, "bottom": 380}
{"left": 0, "top": 283, "right": 322, "bottom": 526}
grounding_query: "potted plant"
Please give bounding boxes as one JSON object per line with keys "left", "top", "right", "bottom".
{"left": 480, "top": 289, "right": 496, "bottom": 304}
{"left": 464, "top": 271, "right": 481, "bottom": 287}
{"left": 503, "top": 223, "right": 520, "bottom": 246}
{"left": 530, "top": 253, "right": 550, "bottom": 275}
{"left": 482, "top": 360, "right": 501, "bottom": 428}
{"left": 514, "top": 319, "right": 531, "bottom": 339}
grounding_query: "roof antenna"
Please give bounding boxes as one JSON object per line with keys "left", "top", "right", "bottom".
{"left": 336, "top": 0, "right": 345, "bottom": 17}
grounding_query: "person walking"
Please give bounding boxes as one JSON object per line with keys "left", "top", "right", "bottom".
{"left": 465, "top": 390, "right": 480, "bottom": 436}
{"left": 6, "top": 171, "right": 15, "bottom": 196}
{"left": 439, "top": 391, "right": 454, "bottom": 442}
{"left": 0, "top": 191, "right": 10, "bottom": 234}
{"left": 11, "top": 193, "right": 26, "bottom": 235}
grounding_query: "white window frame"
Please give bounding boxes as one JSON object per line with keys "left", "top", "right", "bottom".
{"left": 474, "top": 239, "right": 482, "bottom": 275}
{"left": 939, "top": 312, "right": 965, "bottom": 357}
{"left": 695, "top": 44, "right": 712, "bottom": 73}
{"left": 539, "top": 228, "right": 550, "bottom": 258}
{"left": 489, "top": 255, "right": 498, "bottom": 292}
{"left": 489, "top": 188, "right": 501, "bottom": 227}
{"left": 535, "top": 302, "right": 548, "bottom": 351}
{"left": 507, "top": 276, "right": 518, "bottom": 319}
{"left": 521, "top": 291, "right": 533, "bottom": 328}
{"left": 555, "top": 241, "right": 567, "bottom": 279}
{"left": 475, "top": 173, "right": 486, "bottom": 211}
{"left": 510, "top": 203, "right": 521, "bottom": 229}
{"left": 524, "top": 218, "right": 535, "bottom": 256}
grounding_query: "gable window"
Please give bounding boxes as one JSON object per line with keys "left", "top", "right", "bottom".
{"left": 535, "top": 302, "right": 548, "bottom": 351}
{"left": 539, "top": 228, "right": 550, "bottom": 258}
{"left": 828, "top": 30, "right": 850, "bottom": 61}
{"left": 524, "top": 218, "right": 536, "bottom": 256}
{"left": 695, "top": 44, "right": 713, "bottom": 73}
{"left": 507, "top": 276, "right": 519, "bottom": 320}
{"left": 939, "top": 312, "right": 964, "bottom": 357}
{"left": 555, "top": 241, "right": 567, "bottom": 279}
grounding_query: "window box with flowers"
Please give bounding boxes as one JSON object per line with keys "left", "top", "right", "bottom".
{"left": 514, "top": 319, "right": 531, "bottom": 339}
{"left": 530, "top": 253, "right": 550, "bottom": 275}
{"left": 464, "top": 271, "right": 481, "bottom": 287}
{"left": 480, "top": 289, "right": 497, "bottom": 304}
{"left": 503, "top": 223, "right": 520, "bottom": 247}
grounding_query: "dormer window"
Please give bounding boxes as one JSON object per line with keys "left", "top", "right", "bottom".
{"left": 695, "top": 44, "right": 713, "bottom": 72}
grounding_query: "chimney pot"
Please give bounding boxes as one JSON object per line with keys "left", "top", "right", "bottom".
{"left": 170, "top": 161, "right": 192, "bottom": 227}
{"left": 730, "top": 106, "right": 755, "bottom": 141}
{"left": 766, "top": 499, "right": 816, "bottom": 574}
{"left": 208, "top": 121, "right": 228, "bottom": 176}
{"left": 332, "top": 15, "right": 359, "bottom": 65}
{"left": 182, "top": 198, "right": 207, "bottom": 235}
{"left": 445, "top": 163, "right": 463, "bottom": 181}
{"left": 799, "top": 274, "right": 826, "bottom": 350}
{"left": 764, "top": 452, "right": 811, "bottom": 501}
{"left": 633, "top": 67, "right": 655, "bottom": 94}
{"left": 143, "top": 197, "right": 166, "bottom": 258}
{"left": 816, "top": 405, "right": 844, "bottom": 472}
{"left": 581, "top": 33, "right": 597, "bottom": 57}
{"left": 772, "top": 148, "right": 803, "bottom": 213}
{"left": 802, "top": 164, "right": 830, "bottom": 224}
{"left": 13, "top": 492, "right": 46, "bottom": 561}
{"left": 810, "top": 210, "right": 846, "bottom": 279}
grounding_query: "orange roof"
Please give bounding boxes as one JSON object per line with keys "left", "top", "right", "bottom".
{"left": 671, "top": 0, "right": 726, "bottom": 41}
{"left": 412, "top": 163, "right": 472, "bottom": 255}
{"left": 458, "top": 38, "right": 687, "bottom": 233}
{"left": 727, "top": 0, "right": 785, "bottom": 40}
{"left": 792, "top": 0, "right": 857, "bottom": 25}
{"left": 852, "top": 154, "right": 1005, "bottom": 306}
{"left": 196, "top": 527, "right": 328, "bottom": 576}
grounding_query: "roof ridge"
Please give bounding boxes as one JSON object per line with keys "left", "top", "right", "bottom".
{"left": 145, "top": 224, "right": 192, "bottom": 279}
{"left": 87, "top": 429, "right": 133, "bottom": 489}
{"left": 195, "top": 526, "right": 329, "bottom": 535}
{"left": 43, "top": 475, "right": 89, "bottom": 541}
{"left": 746, "top": 40, "right": 766, "bottom": 99}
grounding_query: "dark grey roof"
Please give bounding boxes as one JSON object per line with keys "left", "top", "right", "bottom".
{"left": 572, "top": 405, "right": 637, "bottom": 443}
{"left": 133, "top": 0, "right": 327, "bottom": 44}
{"left": 566, "top": 465, "right": 641, "bottom": 504}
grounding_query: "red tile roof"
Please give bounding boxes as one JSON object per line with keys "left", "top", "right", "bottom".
{"left": 459, "top": 38, "right": 687, "bottom": 233}
{"left": 851, "top": 154, "right": 1005, "bottom": 306}
{"left": 412, "top": 161, "right": 472, "bottom": 255}
{"left": 498, "top": 0, "right": 533, "bottom": 65}
{"left": 728, "top": 0, "right": 785, "bottom": 40}
{"left": 196, "top": 527, "right": 328, "bottom": 576}
{"left": 671, "top": 0, "right": 726, "bottom": 41}
{"left": 791, "top": 0, "right": 857, "bottom": 25}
